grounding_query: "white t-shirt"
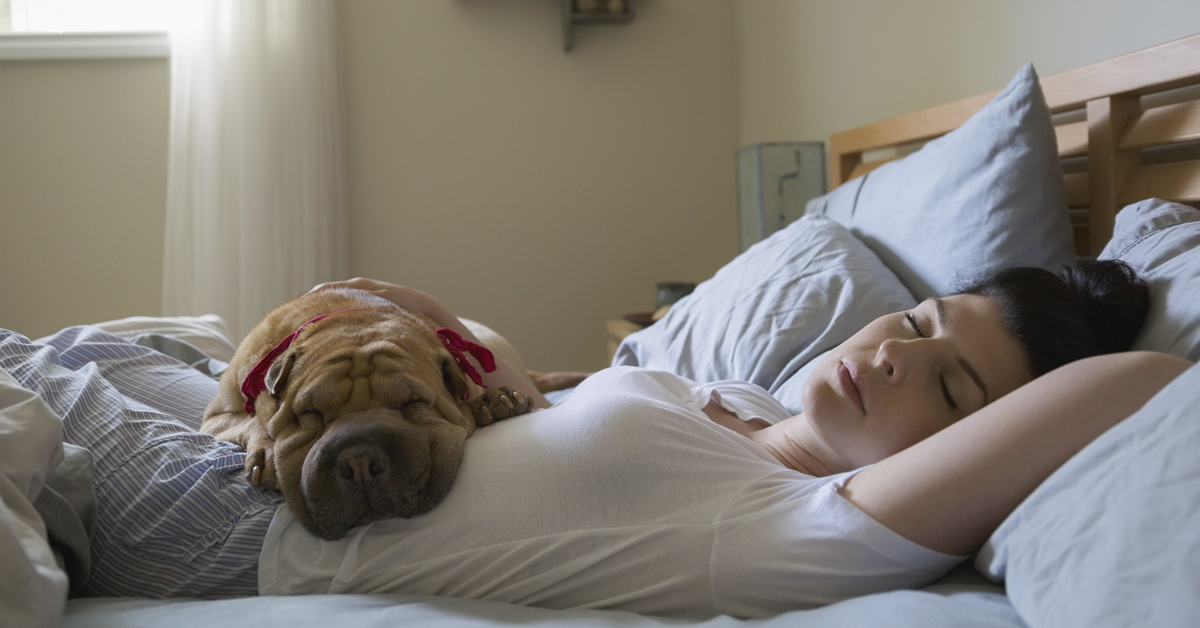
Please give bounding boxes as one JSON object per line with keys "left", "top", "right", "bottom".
{"left": 259, "top": 367, "right": 961, "bottom": 618}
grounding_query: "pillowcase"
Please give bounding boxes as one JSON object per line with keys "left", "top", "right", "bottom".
{"left": 612, "top": 215, "right": 917, "bottom": 413}
{"left": 1099, "top": 198, "right": 1200, "bottom": 361}
{"left": 976, "top": 360, "right": 1200, "bottom": 628}
{"left": 806, "top": 64, "right": 1074, "bottom": 301}
{"left": 82, "top": 314, "right": 239, "bottom": 362}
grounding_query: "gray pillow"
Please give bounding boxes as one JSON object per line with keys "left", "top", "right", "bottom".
{"left": 976, "top": 360, "right": 1200, "bottom": 628}
{"left": 612, "top": 215, "right": 917, "bottom": 414}
{"left": 1100, "top": 198, "right": 1200, "bottom": 361}
{"left": 806, "top": 64, "right": 1074, "bottom": 301}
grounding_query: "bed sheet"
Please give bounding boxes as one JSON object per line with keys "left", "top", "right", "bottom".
{"left": 64, "top": 564, "right": 1022, "bottom": 628}
{"left": 1, "top": 321, "right": 1019, "bottom": 627}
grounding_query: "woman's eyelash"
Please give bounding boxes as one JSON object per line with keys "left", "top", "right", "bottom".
{"left": 906, "top": 312, "right": 958, "bottom": 410}
{"left": 905, "top": 312, "right": 926, "bottom": 338}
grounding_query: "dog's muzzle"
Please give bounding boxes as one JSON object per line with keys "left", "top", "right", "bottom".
{"left": 300, "top": 412, "right": 432, "bottom": 540}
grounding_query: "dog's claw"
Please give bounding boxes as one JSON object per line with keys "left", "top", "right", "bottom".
{"left": 251, "top": 465, "right": 262, "bottom": 487}
{"left": 467, "top": 385, "right": 534, "bottom": 426}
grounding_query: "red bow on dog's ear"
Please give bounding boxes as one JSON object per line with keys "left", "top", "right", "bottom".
{"left": 241, "top": 308, "right": 364, "bottom": 415}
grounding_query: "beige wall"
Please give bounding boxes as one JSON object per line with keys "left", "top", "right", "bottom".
{"left": 0, "top": 0, "right": 741, "bottom": 372}
{"left": 0, "top": 58, "right": 169, "bottom": 339}
{"left": 2, "top": 1, "right": 1197, "bottom": 371}
{"left": 339, "top": 0, "right": 739, "bottom": 371}
{"left": 734, "top": 0, "right": 1200, "bottom": 150}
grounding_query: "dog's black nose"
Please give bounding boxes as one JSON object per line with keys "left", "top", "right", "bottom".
{"left": 337, "top": 446, "right": 387, "bottom": 486}
{"left": 302, "top": 415, "right": 434, "bottom": 540}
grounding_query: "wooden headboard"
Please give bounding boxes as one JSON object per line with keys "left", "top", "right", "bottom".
{"left": 828, "top": 33, "right": 1200, "bottom": 256}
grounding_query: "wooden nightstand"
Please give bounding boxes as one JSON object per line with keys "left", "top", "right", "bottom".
{"left": 606, "top": 318, "right": 644, "bottom": 364}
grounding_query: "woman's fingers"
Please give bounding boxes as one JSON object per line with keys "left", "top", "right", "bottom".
{"left": 309, "top": 277, "right": 394, "bottom": 294}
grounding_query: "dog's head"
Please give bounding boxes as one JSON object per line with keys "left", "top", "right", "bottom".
{"left": 251, "top": 308, "right": 478, "bottom": 540}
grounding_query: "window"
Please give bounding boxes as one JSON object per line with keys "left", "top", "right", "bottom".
{"left": 2, "top": 0, "right": 172, "bottom": 33}
{"left": 0, "top": 0, "right": 171, "bottom": 59}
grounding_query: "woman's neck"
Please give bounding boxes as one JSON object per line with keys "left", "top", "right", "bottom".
{"left": 750, "top": 415, "right": 840, "bottom": 477}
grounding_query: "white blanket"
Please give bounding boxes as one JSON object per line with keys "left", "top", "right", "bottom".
{"left": 0, "top": 369, "right": 68, "bottom": 628}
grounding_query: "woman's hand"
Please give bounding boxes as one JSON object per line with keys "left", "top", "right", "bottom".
{"left": 310, "top": 278, "right": 453, "bottom": 327}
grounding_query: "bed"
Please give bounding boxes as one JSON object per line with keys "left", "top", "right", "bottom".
{"left": 4, "top": 33, "right": 1200, "bottom": 628}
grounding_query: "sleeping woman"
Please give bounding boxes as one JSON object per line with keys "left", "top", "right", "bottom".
{"left": 0, "top": 260, "right": 1191, "bottom": 618}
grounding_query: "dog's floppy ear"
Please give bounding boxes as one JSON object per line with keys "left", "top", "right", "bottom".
{"left": 265, "top": 350, "right": 298, "bottom": 397}
{"left": 441, "top": 353, "right": 470, "bottom": 401}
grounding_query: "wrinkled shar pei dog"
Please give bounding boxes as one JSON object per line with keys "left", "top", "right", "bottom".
{"left": 201, "top": 287, "right": 541, "bottom": 540}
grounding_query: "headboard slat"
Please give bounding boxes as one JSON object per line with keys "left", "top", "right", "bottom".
{"left": 1086, "top": 95, "right": 1141, "bottom": 256}
{"left": 1040, "top": 35, "right": 1200, "bottom": 111}
{"left": 1121, "top": 160, "right": 1200, "bottom": 204}
{"left": 1056, "top": 121, "right": 1089, "bottom": 158}
{"left": 827, "top": 33, "right": 1200, "bottom": 256}
{"left": 1120, "top": 100, "right": 1200, "bottom": 150}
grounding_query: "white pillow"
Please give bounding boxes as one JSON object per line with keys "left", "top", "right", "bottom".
{"left": 1100, "top": 198, "right": 1200, "bottom": 361}
{"left": 612, "top": 215, "right": 917, "bottom": 413}
{"left": 977, "top": 360, "right": 1200, "bottom": 628}
{"left": 806, "top": 64, "right": 1074, "bottom": 301}
{"left": 80, "top": 314, "right": 238, "bottom": 362}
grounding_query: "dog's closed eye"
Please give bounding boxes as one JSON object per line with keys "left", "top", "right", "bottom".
{"left": 395, "top": 393, "right": 427, "bottom": 411}
{"left": 297, "top": 407, "right": 325, "bottom": 426}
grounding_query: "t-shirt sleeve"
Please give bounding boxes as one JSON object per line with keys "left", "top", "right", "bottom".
{"left": 710, "top": 469, "right": 966, "bottom": 618}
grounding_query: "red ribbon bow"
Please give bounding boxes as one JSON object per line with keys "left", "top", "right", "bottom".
{"left": 240, "top": 308, "right": 364, "bottom": 415}
{"left": 436, "top": 327, "right": 496, "bottom": 398}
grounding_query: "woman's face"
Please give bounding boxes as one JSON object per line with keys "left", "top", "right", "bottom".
{"left": 801, "top": 294, "right": 1032, "bottom": 470}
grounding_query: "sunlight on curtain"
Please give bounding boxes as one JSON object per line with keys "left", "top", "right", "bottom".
{"left": 163, "top": 0, "right": 346, "bottom": 340}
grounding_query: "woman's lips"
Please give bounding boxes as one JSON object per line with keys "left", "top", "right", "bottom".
{"left": 837, "top": 361, "right": 866, "bottom": 414}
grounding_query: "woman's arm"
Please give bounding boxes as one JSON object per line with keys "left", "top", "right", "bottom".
{"left": 310, "top": 278, "right": 549, "bottom": 409}
{"left": 839, "top": 351, "right": 1192, "bottom": 557}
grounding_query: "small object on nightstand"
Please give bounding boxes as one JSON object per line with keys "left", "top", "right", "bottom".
{"left": 655, "top": 282, "right": 695, "bottom": 308}
{"left": 623, "top": 311, "right": 657, "bottom": 327}
{"left": 737, "top": 142, "right": 826, "bottom": 253}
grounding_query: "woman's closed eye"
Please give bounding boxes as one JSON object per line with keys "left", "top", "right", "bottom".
{"left": 904, "top": 311, "right": 959, "bottom": 411}
{"left": 905, "top": 311, "right": 925, "bottom": 337}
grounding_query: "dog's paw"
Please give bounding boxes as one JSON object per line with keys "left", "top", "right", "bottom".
{"left": 468, "top": 386, "right": 534, "bottom": 426}
{"left": 245, "top": 435, "right": 280, "bottom": 491}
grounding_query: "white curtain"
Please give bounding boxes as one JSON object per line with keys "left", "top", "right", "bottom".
{"left": 163, "top": 0, "right": 347, "bottom": 341}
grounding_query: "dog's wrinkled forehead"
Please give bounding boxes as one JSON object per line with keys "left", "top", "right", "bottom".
{"left": 288, "top": 331, "right": 449, "bottom": 413}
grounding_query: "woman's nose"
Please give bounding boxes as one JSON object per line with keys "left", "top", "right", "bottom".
{"left": 877, "top": 337, "right": 926, "bottom": 383}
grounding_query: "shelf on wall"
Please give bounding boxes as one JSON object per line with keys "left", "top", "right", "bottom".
{"left": 562, "top": 0, "right": 634, "bottom": 52}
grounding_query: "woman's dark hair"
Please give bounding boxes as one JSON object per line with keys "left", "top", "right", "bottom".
{"left": 956, "top": 258, "right": 1150, "bottom": 377}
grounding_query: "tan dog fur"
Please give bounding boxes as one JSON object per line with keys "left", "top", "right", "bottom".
{"left": 201, "top": 287, "right": 533, "bottom": 540}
